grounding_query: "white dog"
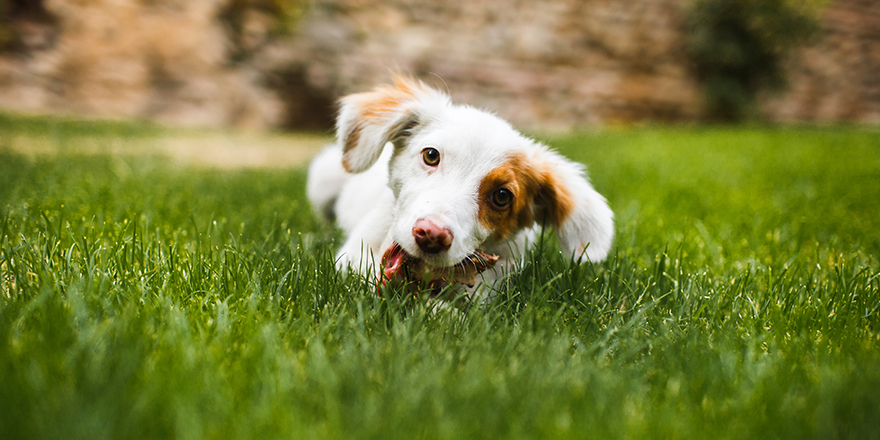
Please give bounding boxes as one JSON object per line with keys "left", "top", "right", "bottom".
{"left": 307, "top": 76, "right": 614, "bottom": 297}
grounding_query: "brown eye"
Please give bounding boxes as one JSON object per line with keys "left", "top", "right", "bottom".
{"left": 490, "top": 188, "right": 513, "bottom": 209}
{"left": 421, "top": 148, "right": 440, "bottom": 167}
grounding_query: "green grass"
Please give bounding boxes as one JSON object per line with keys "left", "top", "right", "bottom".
{"left": 1, "top": 113, "right": 879, "bottom": 440}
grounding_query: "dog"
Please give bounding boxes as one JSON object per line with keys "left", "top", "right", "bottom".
{"left": 307, "top": 76, "right": 614, "bottom": 297}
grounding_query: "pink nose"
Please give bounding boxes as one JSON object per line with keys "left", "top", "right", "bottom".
{"left": 412, "top": 218, "right": 453, "bottom": 254}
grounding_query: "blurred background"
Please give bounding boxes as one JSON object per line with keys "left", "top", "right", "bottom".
{"left": 0, "top": 0, "right": 876, "bottom": 133}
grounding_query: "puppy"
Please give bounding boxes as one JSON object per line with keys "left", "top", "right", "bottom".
{"left": 307, "top": 76, "right": 613, "bottom": 297}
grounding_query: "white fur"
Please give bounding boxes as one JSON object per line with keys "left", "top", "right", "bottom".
{"left": 307, "top": 78, "right": 614, "bottom": 294}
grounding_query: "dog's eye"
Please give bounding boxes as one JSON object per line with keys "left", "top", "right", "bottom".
{"left": 490, "top": 188, "right": 513, "bottom": 209}
{"left": 421, "top": 148, "right": 440, "bottom": 167}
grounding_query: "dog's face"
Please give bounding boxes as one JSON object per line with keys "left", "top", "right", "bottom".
{"left": 386, "top": 108, "right": 535, "bottom": 268}
{"left": 337, "top": 77, "right": 614, "bottom": 281}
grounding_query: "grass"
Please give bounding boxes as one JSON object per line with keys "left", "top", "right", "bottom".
{"left": 1, "top": 112, "right": 879, "bottom": 439}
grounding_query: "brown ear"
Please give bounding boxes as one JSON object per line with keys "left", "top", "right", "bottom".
{"left": 337, "top": 76, "right": 450, "bottom": 173}
{"left": 533, "top": 148, "right": 615, "bottom": 262}
{"left": 534, "top": 169, "right": 576, "bottom": 231}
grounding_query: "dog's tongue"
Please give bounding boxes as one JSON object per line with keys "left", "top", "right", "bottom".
{"left": 381, "top": 243, "right": 407, "bottom": 281}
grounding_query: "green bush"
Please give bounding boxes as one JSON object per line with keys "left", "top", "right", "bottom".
{"left": 221, "top": 0, "right": 309, "bottom": 62}
{"left": 687, "top": 0, "right": 824, "bottom": 121}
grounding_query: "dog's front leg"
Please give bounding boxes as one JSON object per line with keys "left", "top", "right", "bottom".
{"left": 335, "top": 205, "right": 394, "bottom": 278}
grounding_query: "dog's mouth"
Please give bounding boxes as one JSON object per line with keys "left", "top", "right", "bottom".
{"left": 380, "top": 243, "right": 499, "bottom": 293}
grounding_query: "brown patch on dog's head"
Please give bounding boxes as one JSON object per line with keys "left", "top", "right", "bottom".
{"left": 478, "top": 153, "right": 575, "bottom": 241}
{"left": 355, "top": 75, "right": 430, "bottom": 119}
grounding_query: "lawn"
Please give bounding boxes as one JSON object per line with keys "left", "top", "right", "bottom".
{"left": 1, "top": 113, "right": 879, "bottom": 439}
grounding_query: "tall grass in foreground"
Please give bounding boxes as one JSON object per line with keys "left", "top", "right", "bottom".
{"left": 1, "top": 117, "right": 879, "bottom": 439}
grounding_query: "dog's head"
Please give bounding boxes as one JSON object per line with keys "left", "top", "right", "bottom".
{"left": 338, "top": 76, "right": 614, "bottom": 281}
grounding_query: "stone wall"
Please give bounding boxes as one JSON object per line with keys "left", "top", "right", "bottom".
{"left": 0, "top": 0, "right": 285, "bottom": 128}
{"left": 762, "top": 0, "right": 880, "bottom": 122}
{"left": 0, "top": 0, "right": 877, "bottom": 131}
{"left": 278, "top": 0, "right": 701, "bottom": 130}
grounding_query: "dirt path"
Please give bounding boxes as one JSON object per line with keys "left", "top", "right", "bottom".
{"left": 156, "top": 132, "right": 331, "bottom": 169}
{"left": 4, "top": 129, "right": 332, "bottom": 169}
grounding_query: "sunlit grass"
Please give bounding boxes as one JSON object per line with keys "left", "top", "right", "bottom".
{"left": 1, "top": 115, "right": 878, "bottom": 439}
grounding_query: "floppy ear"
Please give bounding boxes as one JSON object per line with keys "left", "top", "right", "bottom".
{"left": 533, "top": 149, "right": 614, "bottom": 262}
{"left": 336, "top": 76, "right": 450, "bottom": 173}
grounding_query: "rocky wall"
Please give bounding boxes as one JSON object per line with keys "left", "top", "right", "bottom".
{"left": 761, "top": 0, "right": 880, "bottom": 122}
{"left": 0, "top": 0, "right": 876, "bottom": 131}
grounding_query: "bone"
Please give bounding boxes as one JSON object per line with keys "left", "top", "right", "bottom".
{"left": 403, "top": 250, "right": 499, "bottom": 287}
